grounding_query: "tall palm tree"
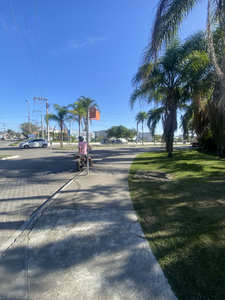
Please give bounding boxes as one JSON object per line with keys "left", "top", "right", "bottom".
{"left": 77, "top": 96, "right": 100, "bottom": 131}
{"left": 147, "top": 107, "right": 164, "bottom": 144}
{"left": 135, "top": 111, "right": 148, "bottom": 146}
{"left": 143, "top": 1, "right": 225, "bottom": 132}
{"left": 45, "top": 104, "right": 68, "bottom": 148}
{"left": 68, "top": 100, "right": 86, "bottom": 137}
{"left": 131, "top": 39, "right": 189, "bottom": 156}
{"left": 131, "top": 31, "right": 215, "bottom": 157}
{"left": 144, "top": 0, "right": 224, "bottom": 64}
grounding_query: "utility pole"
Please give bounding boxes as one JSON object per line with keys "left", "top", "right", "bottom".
{"left": 25, "top": 100, "right": 31, "bottom": 134}
{"left": 32, "top": 120, "right": 39, "bottom": 138}
{"left": 3, "top": 123, "right": 6, "bottom": 138}
{"left": 34, "top": 97, "right": 50, "bottom": 141}
{"left": 33, "top": 110, "right": 44, "bottom": 139}
{"left": 87, "top": 110, "right": 90, "bottom": 175}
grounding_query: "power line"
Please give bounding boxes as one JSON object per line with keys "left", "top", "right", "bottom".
{"left": 1, "top": 116, "right": 27, "bottom": 118}
{"left": 22, "top": 0, "right": 43, "bottom": 96}
{"left": 101, "top": 111, "right": 136, "bottom": 115}
{"left": 9, "top": 0, "right": 40, "bottom": 96}
{"left": 34, "top": 0, "right": 45, "bottom": 97}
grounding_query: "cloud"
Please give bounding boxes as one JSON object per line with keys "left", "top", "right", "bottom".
{"left": 67, "top": 36, "right": 108, "bottom": 50}
{"left": 49, "top": 36, "right": 109, "bottom": 56}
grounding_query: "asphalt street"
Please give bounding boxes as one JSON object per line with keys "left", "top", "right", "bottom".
{"left": 0, "top": 141, "right": 147, "bottom": 248}
{"left": 0, "top": 142, "right": 178, "bottom": 300}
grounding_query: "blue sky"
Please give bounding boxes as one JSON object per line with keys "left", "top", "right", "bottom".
{"left": 0, "top": 0, "right": 208, "bottom": 136}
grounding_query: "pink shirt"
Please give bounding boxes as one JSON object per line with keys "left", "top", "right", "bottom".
{"left": 78, "top": 141, "right": 87, "bottom": 155}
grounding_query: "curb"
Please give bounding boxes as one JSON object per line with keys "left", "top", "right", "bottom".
{"left": 0, "top": 155, "right": 20, "bottom": 161}
{"left": 0, "top": 168, "right": 86, "bottom": 257}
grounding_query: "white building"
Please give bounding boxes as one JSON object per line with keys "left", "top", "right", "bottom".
{"left": 138, "top": 132, "right": 153, "bottom": 142}
{"left": 94, "top": 130, "right": 108, "bottom": 139}
{"left": 68, "top": 129, "right": 95, "bottom": 141}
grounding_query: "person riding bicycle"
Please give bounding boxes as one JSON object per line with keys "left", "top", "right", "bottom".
{"left": 78, "top": 136, "right": 94, "bottom": 167}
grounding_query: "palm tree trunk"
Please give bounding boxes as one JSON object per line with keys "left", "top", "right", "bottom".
{"left": 60, "top": 123, "right": 63, "bottom": 148}
{"left": 79, "top": 118, "right": 81, "bottom": 137}
{"left": 142, "top": 121, "right": 144, "bottom": 146}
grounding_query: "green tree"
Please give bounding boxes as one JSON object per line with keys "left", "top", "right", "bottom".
{"left": 135, "top": 112, "right": 148, "bottom": 146}
{"left": 45, "top": 104, "right": 69, "bottom": 148}
{"left": 131, "top": 32, "right": 212, "bottom": 156}
{"left": 20, "top": 122, "right": 39, "bottom": 137}
{"left": 107, "top": 125, "right": 135, "bottom": 139}
{"left": 68, "top": 100, "right": 86, "bottom": 137}
{"left": 143, "top": 0, "right": 224, "bottom": 67}
{"left": 77, "top": 96, "right": 100, "bottom": 131}
{"left": 6, "top": 129, "right": 16, "bottom": 138}
{"left": 143, "top": 0, "right": 225, "bottom": 156}
{"left": 147, "top": 108, "right": 164, "bottom": 144}
{"left": 131, "top": 40, "right": 189, "bottom": 156}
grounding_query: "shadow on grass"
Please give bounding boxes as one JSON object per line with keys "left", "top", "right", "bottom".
{"left": 129, "top": 149, "right": 225, "bottom": 300}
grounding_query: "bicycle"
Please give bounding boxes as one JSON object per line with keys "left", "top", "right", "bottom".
{"left": 74, "top": 154, "right": 87, "bottom": 172}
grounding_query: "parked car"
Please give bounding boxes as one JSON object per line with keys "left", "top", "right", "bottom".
{"left": 112, "top": 139, "right": 128, "bottom": 144}
{"left": 101, "top": 139, "right": 109, "bottom": 144}
{"left": 19, "top": 139, "right": 49, "bottom": 149}
{"left": 1, "top": 137, "right": 5, "bottom": 140}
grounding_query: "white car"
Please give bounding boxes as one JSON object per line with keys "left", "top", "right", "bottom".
{"left": 19, "top": 139, "right": 49, "bottom": 149}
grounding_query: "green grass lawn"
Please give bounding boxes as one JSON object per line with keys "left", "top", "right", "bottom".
{"left": 129, "top": 149, "right": 225, "bottom": 300}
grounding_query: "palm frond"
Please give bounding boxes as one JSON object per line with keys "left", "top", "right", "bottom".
{"left": 147, "top": 107, "right": 164, "bottom": 136}
{"left": 143, "top": 0, "right": 202, "bottom": 62}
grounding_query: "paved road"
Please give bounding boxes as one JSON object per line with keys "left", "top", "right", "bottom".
{"left": 0, "top": 142, "right": 149, "bottom": 248}
{"left": 0, "top": 145, "right": 178, "bottom": 300}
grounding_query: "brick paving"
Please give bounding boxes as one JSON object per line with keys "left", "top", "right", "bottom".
{"left": 0, "top": 148, "right": 77, "bottom": 247}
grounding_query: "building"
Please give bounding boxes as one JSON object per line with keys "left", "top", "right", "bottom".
{"left": 68, "top": 129, "right": 95, "bottom": 141}
{"left": 93, "top": 130, "right": 108, "bottom": 139}
{"left": 137, "top": 132, "right": 153, "bottom": 142}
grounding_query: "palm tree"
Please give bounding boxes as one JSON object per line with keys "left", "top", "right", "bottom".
{"left": 143, "top": 1, "right": 225, "bottom": 138}
{"left": 147, "top": 107, "right": 164, "bottom": 145}
{"left": 68, "top": 100, "right": 86, "bottom": 137}
{"left": 131, "top": 39, "right": 189, "bottom": 156}
{"left": 144, "top": 0, "right": 224, "bottom": 65}
{"left": 45, "top": 104, "right": 68, "bottom": 148}
{"left": 135, "top": 111, "right": 148, "bottom": 146}
{"left": 131, "top": 31, "right": 216, "bottom": 157}
{"left": 77, "top": 96, "right": 100, "bottom": 131}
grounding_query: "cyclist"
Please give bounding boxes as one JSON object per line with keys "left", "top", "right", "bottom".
{"left": 78, "top": 136, "right": 94, "bottom": 167}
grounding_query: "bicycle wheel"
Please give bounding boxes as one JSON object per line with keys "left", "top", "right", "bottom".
{"left": 77, "top": 160, "right": 81, "bottom": 172}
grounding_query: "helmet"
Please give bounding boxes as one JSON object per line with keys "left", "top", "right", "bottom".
{"left": 78, "top": 136, "right": 84, "bottom": 141}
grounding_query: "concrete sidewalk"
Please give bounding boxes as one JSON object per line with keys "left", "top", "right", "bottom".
{"left": 0, "top": 150, "right": 177, "bottom": 300}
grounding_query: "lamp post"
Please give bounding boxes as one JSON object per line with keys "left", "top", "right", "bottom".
{"left": 25, "top": 100, "right": 31, "bottom": 134}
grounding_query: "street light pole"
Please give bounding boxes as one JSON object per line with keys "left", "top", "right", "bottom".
{"left": 25, "top": 100, "right": 31, "bottom": 134}
{"left": 34, "top": 97, "right": 50, "bottom": 141}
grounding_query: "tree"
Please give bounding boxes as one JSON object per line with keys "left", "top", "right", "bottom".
{"left": 135, "top": 111, "right": 148, "bottom": 146}
{"left": 6, "top": 129, "right": 16, "bottom": 138}
{"left": 130, "top": 32, "right": 213, "bottom": 156}
{"left": 143, "top": 0, "right": 225, "bottom": 156}
{"left": 68, "top": 100, "right": 86, "bottom": 137}
{"left": 143, "top": 0, "right": 224, "bottom": 66}
{"left": 45, "top": 104, "right": 69, "bottom": 148}
{"left": 131, "top": 39, "right": 188, "bottom": 156}
{"left": 20, "top": 122, "right": 39, "bottom": 137}
{"left": 77, "top": 96, "right": 100, "bottom": 131}
{"left": 147, "top": 108, "right": 164, "bottom": 144}
{"left": 107, "top": 125, "right": 135, "bottom": 139}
